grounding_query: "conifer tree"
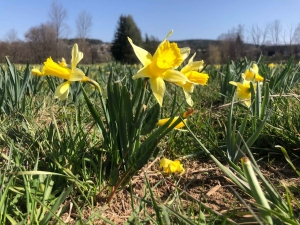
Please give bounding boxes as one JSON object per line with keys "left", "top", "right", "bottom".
{"left": 111, "top": 15, "right": 143, "bottom": 64}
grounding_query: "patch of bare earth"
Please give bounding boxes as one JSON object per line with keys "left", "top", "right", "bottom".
{"left": 61, "top": 157, "right": 300, "bottom": 224}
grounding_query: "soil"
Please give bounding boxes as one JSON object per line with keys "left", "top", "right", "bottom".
{"left": 60, "top": 156, "right": 300, "bottom": 224}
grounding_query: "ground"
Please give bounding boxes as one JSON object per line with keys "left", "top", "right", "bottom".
{"left": 60, "top": 155, "right": 300, "bottom": 224}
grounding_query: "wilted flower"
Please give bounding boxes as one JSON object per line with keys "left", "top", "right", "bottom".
{"left": 157, "top": 117, "right": 187, "bottom": 130}
{"left": 160, "top": 158, "right": 185, "bottom": 174}
{"left": 244, "top": 63, "right": 264, "bottom": 82}
{"left": 229, "top": 76, "right": 256, "bottom": 107}
{"left": 128, "top": 30, "right": 190, "bottom": 107}
{"left": 31, "top": 43, "right": 91, "bottom": 100}
{"left": 177, "top": 53, "right": 209, "bottom": 106}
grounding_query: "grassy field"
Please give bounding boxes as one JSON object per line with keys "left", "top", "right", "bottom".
{"left": 0, "top": 48, "right": 300, "bottom": 224}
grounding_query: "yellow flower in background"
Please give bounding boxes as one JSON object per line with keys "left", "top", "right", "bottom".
{"left": 157, "top": 116, "right": 187, "bottom": 130}
{"left": 128, "top": 30, "right": 190, "bottom": 107}
{"left": 268, "top": 63, "right": 275, "bottom": 69}
{"left": 244, "top": 63, "right": 264, "bottom": 82}
{"left": 31, "top": 43, "right": 89, "bottom": 100}
{"left": 160, "top": 158, "right": 185, "bottom": 174}
{"left": 177, "top": 53, "right": 209, "bottom": 106}
{"left": 58, "top": 58, "right": 68, "bottom": 67}
{"left": 229, "top": 77, "right": 256, "bottom": 107}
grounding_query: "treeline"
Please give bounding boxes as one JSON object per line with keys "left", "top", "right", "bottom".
{"left": 2, "top": 1, "right": 300, "bottom": 65}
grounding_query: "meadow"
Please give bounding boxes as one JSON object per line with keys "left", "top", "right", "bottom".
{"left": 0, "top": 41, "right": 300, "bottom": 225}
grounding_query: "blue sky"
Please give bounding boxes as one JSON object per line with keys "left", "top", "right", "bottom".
{"left": 1, "top": 0, "right": 300, "bottom": 43}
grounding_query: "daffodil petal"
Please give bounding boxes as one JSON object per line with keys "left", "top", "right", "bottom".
{"left": 132, "top": 66, "right": 152, "bottom": 79}
{"left": 150, "top": 77, "right": 165, "bottom": 107}
{"left": 163, "top": 69, "right": 189, "bottom": 83}
{"left": 128, "top": 37, "right": 152, "bottom": 66}
{"left": 69, "top": 68, "right": 86, "bottom": 81}
{"left": 181, "top": 61, "right": 204, "bottom": 74}
{"left": 184, "top": 91, "right": 193, "bottom": 106}
{"left": 71, "top": 43, "right": 83, "bottom": 69}
{"left": 54, "top": 81, "right": 71, "bottom": 100}
{"left": 229, "top": 81, "right": 238, "bottom": 86}
{"left": 188, "top": 52, "right": 196, "bottom": 64}
{"left": 180, "top": 47, "right": 191, "bottom": 62}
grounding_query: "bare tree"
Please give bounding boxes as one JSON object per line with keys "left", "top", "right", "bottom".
{"left": 282, "top": 24, "right": 297, "bottom": 55}
{"left": 269, "top": 20, "right": 282, "bottom": 47}
{"left": 25, "top": 23, "right": 57, "bottom": 63}
{"left": 292, "top": 23, "right": 300, "bottom": 44}
{"left": 48, "top": 0, "right": 67, "bottom": 59}
{"left": 5, "top": 29, "right": 19, "bottom": 43}
{"left": 76, "top": 10, "right": 93, "bottom": 40}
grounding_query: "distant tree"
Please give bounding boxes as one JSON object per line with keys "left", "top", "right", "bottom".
{"left": 76, "top": 10, "right": 93, "bottom": 41}
{"left": 5, "top": 29, "right": 19, "bottom": 43}
{"left": 111, "top": 14, "right": 143, "bottom": 64}
{"left": 269, "top": 20, "right": 282, "bottom": 47}
{"left": 217, "top": 24, "right": 244, "bottom": 62}
{"left": 5, "top": 29, "right": 20, "bottom": 61}
{"left": 282, "top": 24, "right": 297, "bottom": 55}
{"left": 48, "top": 0, "right": 68, "bottom": 59}
{"left": 25, "top": 23, "right": 57, "bottom": 63}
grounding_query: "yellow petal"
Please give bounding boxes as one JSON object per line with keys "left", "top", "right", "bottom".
{"left": 180, "top": 47, "right": 191, "bottom": 62}
{"left": 69, "top": 68, "right": 86, "bottom": 81}
{"left": 181, "top": 61, "right": 204, "bottom": 74}
{"left": 229, "top": 81, "right": 238, "bottom": 86}
{"left": 251, "top": 63, "right": 259, "bottom": 74}
{"left": 186, "top": 71, "right": 209, "bottom": 85}
{"left": 157, "top": 117, "right": 186, "bottom": 129}
{"left": 54, "top": 81, "right": 71, "bottom": 100}
{"left": 128, "top": 37, "right": 152, "bottom": 67}
{"left": 184, "top": 91, "right": 193, "bottom": 106}
{"left": 71, "top": 43, "right": 83, "bottom": 70}
{"left": 132, "top": 66, "right": 152, "bottom": 79}
{"left": 188, "top": 52, "right": 196, "bottom": 64}
{"left": 163, "top": 69, "right": 189, "bottom": 83}
{"left": 150, "top": 77, "right": 165, "bottom": 107}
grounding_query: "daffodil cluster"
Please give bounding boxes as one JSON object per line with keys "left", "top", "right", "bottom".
{"left": 128, "top": 30, "right": 209, "bottom": 107}
{"left": 229, "top": 63, "right": 264, "bottom": 107}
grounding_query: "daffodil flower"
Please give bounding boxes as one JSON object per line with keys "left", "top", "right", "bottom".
{"left": 160, "top": 158, "right": 185, "bottom": 174}
{"left": 31, "top": 43, "right": 90, "bottom": 100}
{"left": 157, "top": 117, "right": 187, "bottom": 130}
{"left": 244, "top": 63, "right": 264, "bottom": 82}
{"left": 128, "top": 30, "right": 190, "bottom": 107}
{"left": 177, "top": 53, "right": 209, "bottom": 106}
{"left": 229, "top": 76, "right": 257, "bottom": 107}
{"left": 268, "top": 63, "right": 275, "bottom": 69}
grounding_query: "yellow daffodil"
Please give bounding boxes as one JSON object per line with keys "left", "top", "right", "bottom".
{"left": 244, "top": 63, "right": 264, "bottom": 82}
{"left": 160, "top": 158, "right": 185, "bottom": 174}
{"left": 268, "top": 63, "right": 275, "bottom": 69}
{"left": 128, "top": 30, "right": 190, "bottom": 106}
{"left": 157, "top": 117, "right": 186, "bottom": 130}
{"left": 229, "top": 76, "right": 256, "bottom": 107}
{"left": 177, "top": 53, "right": 209, "bottom": 106}
{"left": 31, "top": 43, "right": 89, "bottom": 100}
